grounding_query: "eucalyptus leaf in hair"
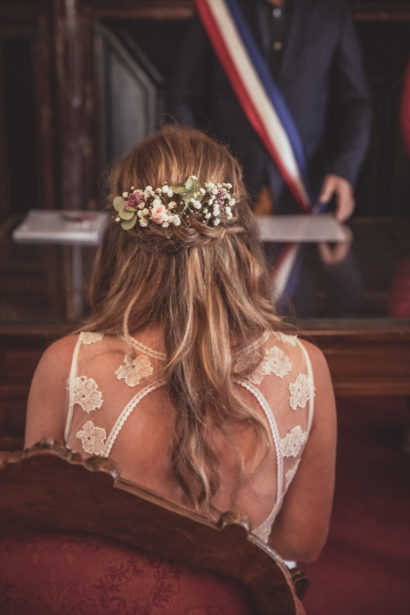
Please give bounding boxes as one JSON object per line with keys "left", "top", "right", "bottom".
{"left": 119, "top": 209, "right": 135, "bottom": 221}
{"left": 121, "top": 217, "right": 137, "bottom": 231}
{"left": 113, "top": 196, "right": 125, "bottom": 211}
{"left": 171, "top": 176, "right": 203, "bottom": 208}
{"left": 171, "top": 184, "right": 186, "bottom": 195}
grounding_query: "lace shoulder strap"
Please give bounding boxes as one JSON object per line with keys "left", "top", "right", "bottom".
{"left": 237, "top": 379, "right": 283, "bottom": 508}
{"left": 103, "top": 378, "right": 167, "bottom": 457}
{"left": 295, "top": 338, "right": 315, "bottom": 433}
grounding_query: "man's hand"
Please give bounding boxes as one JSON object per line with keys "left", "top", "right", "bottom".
{"left": 319, "top": 174, "right": 355, "bottom": 221}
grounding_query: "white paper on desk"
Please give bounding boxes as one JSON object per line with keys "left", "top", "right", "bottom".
{"left": 256, "top": 214, "right": 348, "bottom": 243}
{"left": 13, "top": 210, "right": 109, "bottom": 246}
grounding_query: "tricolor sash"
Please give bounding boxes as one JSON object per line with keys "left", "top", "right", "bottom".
{"left": 194, "top": 0, "right": 313, "bottom": 212}
{"left": 195, "top": 0, "right": 318, "bottom": 308}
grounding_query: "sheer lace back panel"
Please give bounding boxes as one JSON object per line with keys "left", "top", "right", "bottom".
{"left": 65, "top": 330, "right": 314, "bottom": 543}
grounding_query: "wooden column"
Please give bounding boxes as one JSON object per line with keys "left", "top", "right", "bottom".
{"left": 53, "top": 0, "right": 101, "bottom": 211}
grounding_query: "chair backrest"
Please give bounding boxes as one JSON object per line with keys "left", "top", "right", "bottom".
{"left": 0, "top": 440, "right": 302, "bottom": 615}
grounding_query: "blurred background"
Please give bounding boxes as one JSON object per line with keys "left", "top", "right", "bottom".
{"left": 0, "top": 0, "right": 409, "bottom": 323}
{"left": 0, "top": 1, "right": 409, "bottom": 613}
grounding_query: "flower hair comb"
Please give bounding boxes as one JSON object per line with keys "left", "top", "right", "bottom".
{"left": 113, "top": 176, "right": 236, "bottom": 231}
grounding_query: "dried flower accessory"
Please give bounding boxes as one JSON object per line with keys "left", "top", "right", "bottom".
{"left": 113, "top": 176, "right": 236, "bottom": 231}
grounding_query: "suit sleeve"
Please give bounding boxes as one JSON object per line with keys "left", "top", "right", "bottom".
{"left": 327, "top": 1, "right": 372, "bottom": 186}
{"left": 169, "top": 15, "right": 214, "bottom": 128}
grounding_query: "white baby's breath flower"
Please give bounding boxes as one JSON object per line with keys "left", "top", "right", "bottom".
{"left": 167, "top": 189, "right": 173, "bottom": 198}
{"left": 213, "top": 217, "right": 221, "bottom": 226}
{"left": 173, "top": 215, "right": 181, "bottom": 226}
{"left": 122, "top": 191, "right": 129, "bottom": 198}
{"left": 168, "top": 201, "right": 177, "bottom": 209}
{"left": 200, "top": 188, "right": 206, "bottom": 194}
{"left": 161, "top": 221, "right": 169, "bottom": 228}
{"left": 192, "top": 200, "right": 201, "bottom": 209}
{"left": 230, "top": 198, "right": 236, "bottom": 205}
{"left": 142, "top": 208, "right": 149, "bottom": 216}
{"left": 212, "top": 187, "right": 218, "bottom": 195}
{"left": 205, "top": 181, "right": 214, "bottom": 189}
{"left": 205, "top": 212, "right": 211, "bottom": 220}
{"left": 139, "top": 218, "right": 148, "bottom": 227}
{"left": 155, "top": 188, "right": 162, "bottom": 194}
{"left": 162, "top": 185, "right": 169, "bottom": 193}
{"left": 152, "top": 198, "right": 162, "bottom": 207}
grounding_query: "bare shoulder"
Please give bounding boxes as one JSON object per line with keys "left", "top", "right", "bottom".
{"left": 297, "top": 338, "right": 332, "bottom": 383}
{"left": 267, "top": 339, "right": 337, "bottom": 561}
{"left": 36, "top": 335, "right": 79, "bottom": 373}
{"left": 25, "top": 335, "right": 80, "bottom": 447}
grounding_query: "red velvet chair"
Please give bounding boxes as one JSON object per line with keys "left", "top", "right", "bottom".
{"left": 0, "top": 441, "right": 306, "bottom": 615}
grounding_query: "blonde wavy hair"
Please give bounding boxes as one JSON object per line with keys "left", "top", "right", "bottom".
{"left": 82, "top": 125, "right": 287, "bottom": 511}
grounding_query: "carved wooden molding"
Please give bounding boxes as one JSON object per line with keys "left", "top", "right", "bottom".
{"left": 352, "top": 2, "right": 410, "bottom": 21}
{"left": 0, "top": 439, "right": 299, "bottom": 615}
{"left": 2, "top": 1, "right": 409, "bottom": 23}
{"left": 81, "top": 0, "right": 194, "bottom": 19}
{"left": 77, "top": 1, "right": 410, "bottom": 22}
{"left": 304, "top": 322, "right": 410, "bottom": 396}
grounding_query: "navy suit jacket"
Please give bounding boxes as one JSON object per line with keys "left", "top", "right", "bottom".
{"left": 170, "top": 0, "right": 372, "bottom": 206}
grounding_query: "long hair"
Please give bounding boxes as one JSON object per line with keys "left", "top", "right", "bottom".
{"left": 83, "top": 125, "right": 286, "bottom": 511}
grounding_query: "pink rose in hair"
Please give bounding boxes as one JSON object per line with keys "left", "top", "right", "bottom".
{"left": 151, "top": 201, "right": 168, "bottom": 224}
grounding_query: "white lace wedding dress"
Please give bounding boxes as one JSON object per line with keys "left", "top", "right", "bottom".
{"left": 64, "top": 329, "right": 314, "bottom": 544}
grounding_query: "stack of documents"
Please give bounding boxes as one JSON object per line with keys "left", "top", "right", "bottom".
{"left": 13, "top": 210, "right": 109, "bottom": 246}
{"left": 256, "top": 214, "right": 348, "bottom": 243}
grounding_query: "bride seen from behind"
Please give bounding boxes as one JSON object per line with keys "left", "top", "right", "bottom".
{"left": 25, "top": 125, "right": 336, "bottom": 563}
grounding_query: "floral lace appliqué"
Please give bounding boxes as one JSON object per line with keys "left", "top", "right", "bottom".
{"left": 276, "top": 332, "right": 297, "bottom": 346}
{"left": 76, "top": 420, "right": 106, "bottom": 455}
{"left": 115, "top": 353, "right": 153, "bottom": 387}
{"left": 289, "top": 374, "right": 311, "bottom": 410}
{"left": 73, "top": 376, "right": 103, "bottom": 413}
{"left": 249, "top": 346, "right": 292, "bottom": 384}
{"left": 280, "top": 426, "right": 308, "bottom": 457}
{"left": 81, "top": 332, "right": 103, "bottom": 344}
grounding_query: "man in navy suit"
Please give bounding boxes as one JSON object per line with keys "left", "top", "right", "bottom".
{"left": 171, "top": 0, "right": 372, "bottom": 220}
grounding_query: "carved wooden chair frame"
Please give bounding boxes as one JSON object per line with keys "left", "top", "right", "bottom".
{"left": 0, "top": 440, "right": 305, "bottom": 615}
